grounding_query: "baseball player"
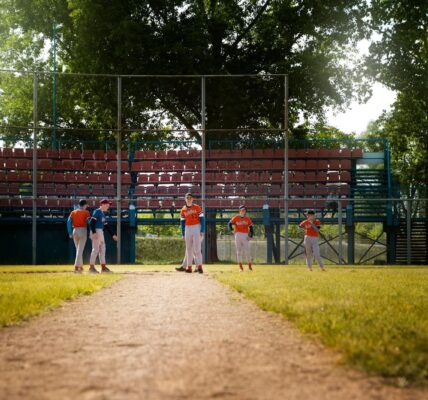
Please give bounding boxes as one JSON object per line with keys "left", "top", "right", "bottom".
{"left": 89, "top": 198, "right": 118, "bottom": 273}
{"left": 228, "top": 205, "right": 254, "bottom": 271}
{"left": 299, "top": 209, "right": 326, "bottom": 271}
{"left": 180, "top": 193, "right": 205, "bottom": 273}
{"left": 67, "top": 199, "right": 90, "bottom": 273}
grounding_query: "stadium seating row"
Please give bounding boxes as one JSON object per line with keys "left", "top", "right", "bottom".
{"left": 0, "top": 159, "right": 130, "bottom": 171}
{"left": 0, "top": 148, "right": 128, "bottom": 160}
{"left": 0, "top": 147, "right": 364, "bottom": 161}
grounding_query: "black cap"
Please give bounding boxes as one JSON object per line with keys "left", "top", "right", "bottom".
{"left": 306, "top": 209, "right": 315, "bottom": 215}
{"left": 239, "top": 205, "right": 247, "bottom": 210}
{"left": 78, "top": 199, "right": 87, "bottom": 207}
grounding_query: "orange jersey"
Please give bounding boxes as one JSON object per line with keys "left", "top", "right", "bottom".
{"left": 180, "top": 204, "right": 203, "bottom": 226}
{"left": 69, "top": 209, "right": 90, "bottom": 228}
{"left": 230, "top": 215, "right": 253, "bottom": 234}
{"left": 299, "top": 219, "right": 321, "bottom": 237}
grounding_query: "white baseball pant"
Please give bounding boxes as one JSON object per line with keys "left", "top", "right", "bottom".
{"left": 234, "top": 232, "right": 252, "bottom": 264}
{"left": 304, "top": 235, "right": 324, "bottom": 268}
{"left": 90, "top": 228, "right": 106, "bottom": 265}
{"left": 184, "top": 224, "right": 202, "bottom": 267}
{"left": 72, "top": 227, "right": 87, "bottom": 267}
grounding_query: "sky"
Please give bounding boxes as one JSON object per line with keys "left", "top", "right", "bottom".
{"left": 326, "top": 38, "right": 396, "bottom": 136}
{"left": 326, "top": 83, "right": 396, "bottom": 136}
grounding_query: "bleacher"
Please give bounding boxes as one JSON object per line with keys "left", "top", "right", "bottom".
{"left": 0, "top": 145, "right": 366, "bottom": 217}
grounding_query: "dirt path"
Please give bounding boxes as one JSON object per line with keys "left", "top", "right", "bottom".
{"left": 0, "top": 273, "right": 426, "bottom": 400}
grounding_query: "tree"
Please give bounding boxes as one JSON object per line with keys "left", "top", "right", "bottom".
{"left": 366, "top": 0, "right": 428, "bottom": 192}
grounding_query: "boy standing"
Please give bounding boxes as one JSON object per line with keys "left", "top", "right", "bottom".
{"left": 89, "top": 199, "right": 118, "bottom": 273}
{"left": 228, "top": 205, "right": 254, "bottom": 271}
{"left": 67, "top": 199, "right": 90, "bottom": 273}
{"left": 180, "top": 193, "right": 205, "bottom": 273}
{"left": 299, "top": 210, "right": 326, "bottom": 271}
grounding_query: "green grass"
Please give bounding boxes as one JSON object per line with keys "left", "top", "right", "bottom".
{"left": 214, "top": 266, "right": 428, "bottom": 386}
{"left": 0, "top": 273, "right": 121, "bottom": 327}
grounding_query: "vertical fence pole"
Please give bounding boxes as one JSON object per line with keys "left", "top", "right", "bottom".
{"left": 116, "top": 76, "right": 122, "bottom": 264}
{"left": 32, "top": 74, "right": 38, "bottom": 265}
{"left": 406, "top": 199, "right": 411, "bottom": 265}
{"left": 283, "top": 75, "right": 289, "bottom": 265}
{"left": 338, "top": 199, "right": 343, "bottom": 264}
{"left": 201, "top": 76, "right": 207, "bottom": 263}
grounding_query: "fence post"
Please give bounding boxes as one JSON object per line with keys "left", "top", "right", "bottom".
{"left": 338, "top": 199, "right": 343, "bottom": 264}
{"left": 283, "top": 74, "right": 289, "bottom": 265}
{"left": 201, "top": 76, "right": 207, "bottom": 263}
{"left": 406, "top": 199, "right": 411, "bottom": 265}
{"left": 32, "top": 73, "right": 38, "bottom": 265}
{"left": 116, "top": 76, "right": 122, "bottom": 264}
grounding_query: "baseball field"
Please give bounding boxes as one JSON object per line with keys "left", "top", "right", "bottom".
{"left": 0, "top": 265, "right": 427, "bottom": 399}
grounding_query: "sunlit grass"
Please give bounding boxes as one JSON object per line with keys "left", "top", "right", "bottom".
{"left": 214, "top": 266, "right": 428, "bottom": 385}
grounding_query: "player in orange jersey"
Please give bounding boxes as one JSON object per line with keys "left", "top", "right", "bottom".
{"left": 299, "top": 209, "right": 326, "bottom": 271}
{"left": 180, "top": 193, "right": 205, "bottom": 273}
{"left": 67, "top": 199, "right": 90, "bottom": 273}
{"left": 228, "top": 205, "right": 254, "bottom": 271}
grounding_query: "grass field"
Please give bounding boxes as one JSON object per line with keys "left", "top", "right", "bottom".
{"left": 0, "top": 272, "right": 121, "bottom": 327}
{"left": 214, "top": 266, "right": 428, "bottom": 386}
{"left": 1, "top": 264, "right": 427, "bottom": 386}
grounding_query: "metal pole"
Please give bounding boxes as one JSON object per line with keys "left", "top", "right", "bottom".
{"left": 406, "top": 199, "right": 411, "bottom": 265}
{"left": 338, "top": 199, "right": 343, "bottom": 264}
{"left": 52, "top": 18, "right": 57, "bottom": 149}
{"left": 32, "top": 74, "right": 38, "bottom": 265}
{"left": 201, "top": 76, "right": 207, "bottom": 263}
{"left": 283, "top": 75, "right": 289, "bottom": 265}
{"left": 116, "top": 77, "right": 122, "bottom": 264}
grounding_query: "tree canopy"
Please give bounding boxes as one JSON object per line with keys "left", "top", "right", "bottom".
{"left": 0, "top": 0, "right": 369, "bottom": 146}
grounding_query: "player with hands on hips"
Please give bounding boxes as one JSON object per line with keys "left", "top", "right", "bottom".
{"left": 299, "top": 209, "right": 326, "bottom": 272}
{"left": 180, "top": 193, "right": 205, "bottom": 274}
{"left": 88, "top": 198, "right": 118, "bottom": 274}
{"left": 228, "top": 205, "right": 254, "bottom": 271}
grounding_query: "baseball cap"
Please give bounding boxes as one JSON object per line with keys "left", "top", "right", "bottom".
{"left": 185, "top": 192, "right": 193, "bottom": 198}
{"left": 100, "top": 198, "right": 112, "bottom": 205}
{"left": 78, "top": 199, "right": 87, "bottom": 207}
{"left": 239, "top": 205, "right": 247, "bottom": 210}
{"left": 306, "top": 209, "right": 315, "bottom": 215}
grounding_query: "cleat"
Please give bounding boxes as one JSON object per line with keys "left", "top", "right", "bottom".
{"left": 88, "top": 266, "right": 99, "bottom": 274}
{"left": 185, "top": 266, "right": 192, "bottom": 273}
{"left": 175, "top": 266, "right": 186, "bottom": 272}
{"left": 196, "top": 265, "right": 203, "bottom": 274}
{"left": 239, "top": 263, "right": 244, "bottom": 271}
{"left": 248, "top": 263, "right": 253, "bottom": 271}
{"left": 74, "top": 266, "right": 82, "bottom": 274}
{"left": 101, "top": 267, "right": 113, "bottom": 273}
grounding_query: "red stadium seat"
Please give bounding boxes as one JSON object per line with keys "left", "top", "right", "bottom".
{"left": 340, "top": 171, "right": 351, "bottom": 182}
{"left": 295, "top": 160, "right": 305, "bottom": 169}
{"left": 294, "top": 172, "right": 305, "bottom": 182}
{"left": 86, "top": 174, "right": 99, "bottom": 183}
{"left": 240, "top": 160, "right": 251, "bottom": 169}
{"left": 306, "top": 160, "right": 317, "bottom": 169}
{"left": 329, "top": 160, "right": 340, "bottom": 169}
{"left": 253, "top": 149, "right": 264, "bottom": 158}
{"left": 37, "top": 159, "right": 53, "bottom": 169}
{"left": 317, "top": 171, "right": 328, "bottom": 182}
{"left": 317, "top": 160, "right": 329, "bottom": 170}
{"left": 172, "top": 161, "right": 184, "bottom": 171}
{"left": 328, "top": 172, "right": 340, "bottom": 182}
{"left": 170, "top": 172, "right": 181, "bottom": 183}
{"left": 159, "top": 174, "right": 171, "bottom": 183}
{"left": 0, "top": 198, "right": 10, "bottom": 208}
{"left": 82, "top": 150, "right": 93, "bottom": 160}
{"left": 241, "top": 149, "right": 252, "bottom": 159}
{"left": 207, "top": 160, "right": 217, "bottom": 170}
{"left": 93, "top": 150, "right": 105, "bottom": 160}
{"left": 148, "top": 174, "right": 159, "bottom": 183}
{"left": 272, "top": 160, "right": 283, "bottom": 169}
{"left": 5, "top": 159, "right": 16, "bottom": 169}
{"left": 137, "top": 174, "right": 149, "bottom": 184}
{"left": 274, "top": 148, "right": 284, "bottom": 158}
{"left": 61, "top": 160, "right": 75, "bottom": 170}
{"left": 304, "top": 172, "right": 317, "bottom": 182}
{"left": 188, "top": 149, "right": 200, "bottom": 159}
{"left": 181, "top": 173, "right": 193, "bottom": 183}
{"left": 318, "top": 149, "right": 331, "bottom": 158}
{"left": 352, "top": 148, "right": 363, "bottom": 158}
{"left": 156, "top": 150, "right": 167, "bottom": 159}
{"left": 306, "top": 149, "right": 319, "bottom": 158}
{"left": 271, "top": 172, "right": 282, "bottom": 182}
{"left": 340, "top": 159, "right": 352, "bottom": 169}
{"left": 340, "top": 149, "right": 351, "bottom": 158}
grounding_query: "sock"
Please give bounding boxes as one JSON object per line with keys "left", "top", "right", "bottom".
{"left": 101, "top": 264, "right": 107, "bottom": 270}
{"left": 248, "top": 262, "right": 253, "bottom": 270}
{"left": 90, "top": 264, "right": 95, "bottom": 269}
{"left": 239, "top": 263, "right": 243, "bottom": 271}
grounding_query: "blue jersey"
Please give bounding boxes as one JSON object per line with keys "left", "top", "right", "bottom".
{"left": 91, "top": 208, "right": 107, "bottom": 230}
